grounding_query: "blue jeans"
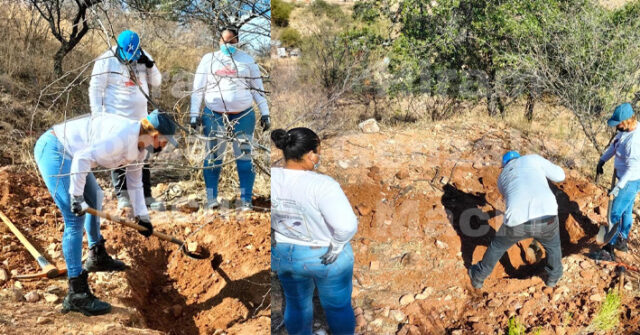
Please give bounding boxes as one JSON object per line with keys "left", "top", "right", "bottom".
{"left": 272, "top": 243, "right": 355, "bottom": 335}
{"left": 202, "top": 107, "right": 255, "bottom": 203}
{"left": 609, "top": 179, "right": 640, "bottom": 245}
{"left": 34, "top": 131, "right": 103, "bottom": 278}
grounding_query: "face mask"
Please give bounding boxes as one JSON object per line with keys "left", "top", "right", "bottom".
{"left": 313, "top": 155, "right": 321, "bottom": 170}
{"left": 221, "top": 44, "right": 237, "bottom": 56}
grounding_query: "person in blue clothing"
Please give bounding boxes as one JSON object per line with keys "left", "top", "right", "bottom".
{"left": 271, "top": 127, "right": 358, "bottom": 335}
{"left": 469, "top": 151, "right": 566, "bottom": 289}
{"left": 595, "top": 102, "right": 640, "bottom": 260}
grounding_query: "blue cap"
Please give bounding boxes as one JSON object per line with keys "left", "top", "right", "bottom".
{"left": 117, "top": 30, "right": 141, "bottom": 62}
{"left": 608, "top": 103, "right": 634, "bottom": 127}
{"left": 147, "top": 110, "right": 178, "bottom": 147}
{"left": 502, "top": 151, "right": 520, "bottom": 167}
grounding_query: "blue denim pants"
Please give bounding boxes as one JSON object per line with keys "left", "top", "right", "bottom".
{"left": 34, "top": 131, "right": 103, "bottom": 278}
{"left": 202, "top": 107, "right": 255, "bottom": 203}
{"left": 272, "top": 243, "right": 356, "bottom": 335}
{"left": 609, "top": 179, "right": 640, "bottom": 245}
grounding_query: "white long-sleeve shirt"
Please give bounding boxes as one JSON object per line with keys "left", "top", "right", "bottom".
{"left": 52, "top": 114, "right": 149, "bottom": 217}
{"left": 497, "top": 154, "right": 565, "bottom": 226}
{"left": 271, "top": 168, "right": 358, "bottom": 247}
{"left": 89, "top": 46, "right": 162, "bottom": 121}
{"left": 190, "top": 50, "right": 269, "bottom": 117}
{"left": 600, "top": 128, "right": 640, "bottom": 190}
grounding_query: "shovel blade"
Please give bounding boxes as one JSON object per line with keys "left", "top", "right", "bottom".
{"left": 597, "top": 221, "right": 621, "bottom": 244}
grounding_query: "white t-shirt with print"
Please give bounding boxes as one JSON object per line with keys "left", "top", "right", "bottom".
{"left": 271, "top": 168, "right": 358, "bottom": 247}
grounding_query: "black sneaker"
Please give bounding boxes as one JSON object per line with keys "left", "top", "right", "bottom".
{"left": 61, "top": 270, "right": 111, "bottom": 316}
{"left": 613, "top": 238, "right": 628, "bottom": 252}
{"left": 468, "top": 265, "right": 484, "bottom": 289}
{"left": 592, "top": 244, "right": 616, "bottom": 262}
{"left": 84, "top": 238, "right": 129, "bottom": 272}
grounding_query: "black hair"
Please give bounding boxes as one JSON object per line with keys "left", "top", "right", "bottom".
{"left": 220, "top": 26, "right": 239, "bottom": 39}
{"left": 271, "top": 128, "right": 320, "bottom": 161}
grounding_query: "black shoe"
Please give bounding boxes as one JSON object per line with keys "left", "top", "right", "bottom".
{"left": 84, "top": 238, "right": 128, "bottom": 272}
{"left": 468, "top": 265, "right": 484, "bottom": 289}
{"left": 613, "top": 238, "right": 628, "bottom": 252}
{"left": 592, "top": 244, "right": 617, "bottom": 262}
{"left": 61, "top": 270, "right": 111, "bottom": 316}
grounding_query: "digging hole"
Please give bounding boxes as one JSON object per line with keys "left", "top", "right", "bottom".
{"left": 120, "top": 235, "right": 271, "bottom": 335}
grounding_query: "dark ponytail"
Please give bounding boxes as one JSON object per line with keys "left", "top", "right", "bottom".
{"left": 271, "top": 127, "right": 320, "bottom": 161}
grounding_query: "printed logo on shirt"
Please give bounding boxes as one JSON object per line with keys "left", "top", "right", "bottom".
{"left": 215, "top": 65, "right": 238, "bottom": 77}
{"left": 271, "top": 199, "right": 313, "bottom": 242}
{"left": 124, "top": 80, "right": 136, "bottom": 87}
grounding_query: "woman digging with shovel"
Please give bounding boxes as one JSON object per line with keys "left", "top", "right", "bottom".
{"left": 271, "top": 128, "right": 358, "bottom": 335}
{"left": 33, "top": 110, "right": 177, "bottom": 316}
{"left": 595, "top": 103, "right": 640, "bottom": 261}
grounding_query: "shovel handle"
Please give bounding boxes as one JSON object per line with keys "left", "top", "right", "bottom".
{"left": 86, "top": 208, "right": 184, "bottom": 247}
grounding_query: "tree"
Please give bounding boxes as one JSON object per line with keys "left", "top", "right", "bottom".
{"left": 29, "top": 0, "right": 102, "bottom": 77}
{"left": 272, "top": 0, "right": 294, "bottom": 27}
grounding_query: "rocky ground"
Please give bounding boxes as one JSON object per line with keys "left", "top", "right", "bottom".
{"left": 272, "top": 119, "right": 640, "bottom": 335}
{"left": 0, "top": 166, "right": 270, "bottom": 335}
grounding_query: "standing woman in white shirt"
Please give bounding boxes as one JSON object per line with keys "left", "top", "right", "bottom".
{"left": 33, "top": 110, "right": 177, "bottom": 316}
{"left": 89, "top": 30, "right": 164, "bottom": 211}
{"left": 595, "top": 102, "right": 640, "bottom": 259}
{"left": 271, "top": 128, "right": 358, "bottom": 335}
{"left": 190, "top": 27, "right": 270, "bottom": 211}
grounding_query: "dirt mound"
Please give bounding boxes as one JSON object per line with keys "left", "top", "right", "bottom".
{"left": 285, "top": 121, "right": 640, "bottom": 334}
{"left": 0, "top": 166, "right": 270, "bottom": 334}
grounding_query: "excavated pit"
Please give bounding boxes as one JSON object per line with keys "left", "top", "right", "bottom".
{"left": 0, "top": 167, "right": 271, "bottom": 334}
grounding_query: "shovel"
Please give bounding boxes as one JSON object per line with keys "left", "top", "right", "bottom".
{"left": 596, "top": 169, "right": 621, "bottom": 244}
{"left": 86, "top": 208, "right": 210, "bottom": 260}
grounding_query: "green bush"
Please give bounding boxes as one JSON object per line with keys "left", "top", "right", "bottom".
{"left": 272, "top": 0, "right": 294, "bottom": 27}
{"left": 279, "top": 27, "right": 302, "bottom": 47}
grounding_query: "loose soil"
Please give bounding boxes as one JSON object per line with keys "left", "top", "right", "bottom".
{"left": 0, "top": 166, "right": 270, "bottom": 335}
{"left": 272, "top": 120, "right": 640, "bottom": 334}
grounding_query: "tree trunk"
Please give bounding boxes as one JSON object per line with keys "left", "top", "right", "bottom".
{"left": 53, "top": 46, "right": 67, "bottom": 77}
{"left": 525, "top": 92, "right": 535, "bottom": 122}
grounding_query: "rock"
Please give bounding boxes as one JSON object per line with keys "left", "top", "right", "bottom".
{"left": 355, "top": 314, "right": 367, "bottom": 328}
{"left": 487, "top": 298, "right": 502, "bottom": 308}
{"left": 338, "top": 160, "right": 350, "bottom": 169}
{"left": 390, "top": 309, "right": 406, "bottom": 322}
{"left": 444, "top": 295, "right": 452, "bottom": 301}
{"left": 468, "top": 316, "right": 481, "bottom": 323}
{"left": 435, "top": 240, "right": 448, "bottom": 249}
{"left": 23, "top": 207, "right": 34, "bottom": 215}
{"left": 580, "top": 270, "right": 593, "bottom": 280}
{"left": 589, "top": 294, "right": 602, "bottom": 302}
{"left": 0, "top": 268, "right": 8, "bottom": 283}
{"left": 187, "top": 242, "right": 201, "bottom": 254}
{"left": 35, "top": 207, "right": 45, "bottom": 216}
{"left": 313, "top": 329, "right": 328, "bottom": 335}
{"left": 8, "top": 288, "right": 24, "bottom": 302}
{"left": 542, "top": 287, "right": 554, "bottom": 295}
{"left": 399, "top": 294, "right": 415, "bottom": 306}
{"left": 36, "top": 317, "right": 52, "bottom": 325}
{"left": 395, "top": 169, "right": 409, "bottom": 180}
{"left": 14, "top": 281, "right": 23, "bottom": 289}
{"left": 44, "top": 293, "right": 59, "bottom": 303}
{"left": 358, "top": 119, "right": 380, "bottom": 133}
{"left": 170, "top": 304, "right": 183, "bottom": 317}
{"left": 451, "top": 330, "right": 464, "bottom": 335}
{"left": 354, "top": 307, "right": 364, "bottom": 316}
{"left": 440, "top": 176, "right": 449, "bottom": 185}
{"left": 356, "top": 204, "right": 372, "bottom": 216}
{"left": 370, "top": 261, "right": 380, "bottom": 271}
{"left": 624, "top": 281, "right": 633, "bottom": 290}
{"left": 370, "top": 318, "right": 384, "bottom": 327}
{"left": 175, "top": 199, "right": 199, "bottom": 214}
{"left": 579, "top": 260, "right": 591, "bottom": 269}
{"left": 24, "top": 291, "right": 40, "bottom": 303}
{"left": 555, "top": 326, "right": 566, "bottom": 335}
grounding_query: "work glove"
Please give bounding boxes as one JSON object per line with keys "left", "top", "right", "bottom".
{"left": 596, "top": 160, "right": 605, "bottom": 176}
{"left": 260, "top": 115, "right": 271, "bottom": 131}
{"left": 135, "top": 215, "right": 154, "bottom": 238}
{"left": 190, "top": 116, "right": 201, "bottom": 131}
{"left": 320, "top": 241, "right": 346, "bottom": 265}
{"left": 71, "top": 195, "right": 89, "bottom": 217}
{"left": 137, "top": 51, "right": 155, "bottom": 69}
{"left": 609, "top": 185, "right": 621, "bottom": 199}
